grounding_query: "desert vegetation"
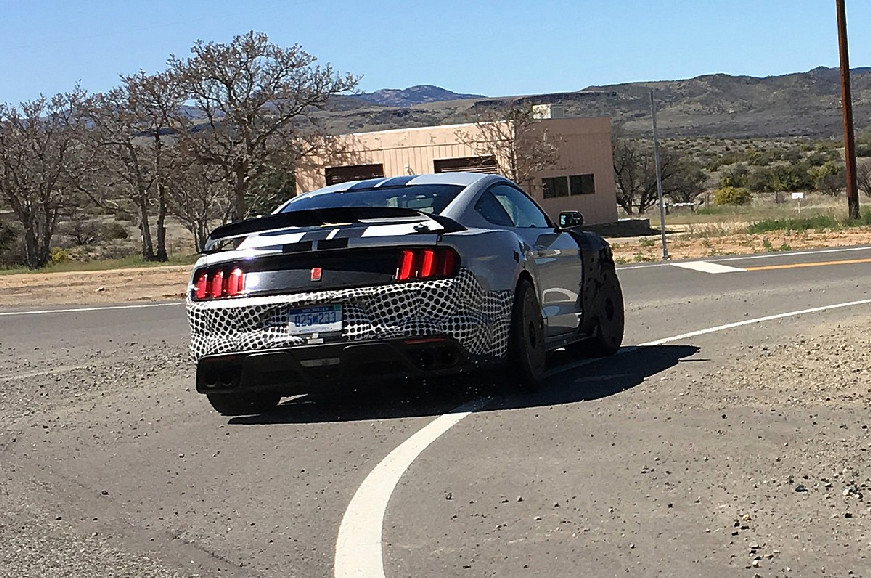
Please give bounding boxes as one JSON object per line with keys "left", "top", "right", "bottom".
{"left": 2, "top": 32, "right": 870, "bottom": 272}
{"left": 613, "top": 129, "right": 871, "bottom": 216}
{"left": 607, "top": 189, "right": 871, "bottom": 264}
{"left": 0, "top": 31, "right": 357, "bottom": 269}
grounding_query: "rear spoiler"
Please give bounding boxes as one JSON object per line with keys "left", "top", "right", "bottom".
{"left": 202, "top": 206, "right": 465, "bottom": 253}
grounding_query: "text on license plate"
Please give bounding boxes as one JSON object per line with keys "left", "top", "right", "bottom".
{"left": 286, "top": 304, "right": 342, "bottom": 336}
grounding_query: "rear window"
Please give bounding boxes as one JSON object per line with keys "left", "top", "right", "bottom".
{"left": 282, "top": 184, "right": 463, "bottom": 215}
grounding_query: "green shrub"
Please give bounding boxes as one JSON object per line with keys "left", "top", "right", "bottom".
{"left": 50, "top": 247, "right": 71, "bottom": 264}
{"left": 100, "top": 221, "right": 130, "bottom": 241}
{"left": 712, "top": 186, "right": 752, "bottom": 206}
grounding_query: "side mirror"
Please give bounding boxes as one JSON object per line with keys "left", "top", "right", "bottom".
{"left": 558, "top": 211, "right": 584, "bottom": 229}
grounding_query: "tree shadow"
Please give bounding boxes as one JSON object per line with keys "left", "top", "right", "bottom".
{"left": 228, "top": 344, "right": 700, "bottom": 426}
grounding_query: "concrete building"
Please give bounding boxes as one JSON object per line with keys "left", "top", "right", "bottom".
{"left": 295, "top": 116, "right": 617, "bottom": 225}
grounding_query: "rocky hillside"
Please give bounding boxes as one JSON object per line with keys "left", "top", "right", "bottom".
{"left": 316, "top": 67, "right": 871, "bottom": 139}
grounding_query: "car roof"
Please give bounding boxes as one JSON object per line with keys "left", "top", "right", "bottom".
{"left": 311, "top": 172, "right": 501, "bottom": 194}
{"left": 274, "top": 172, "right": 512, "bottom": 216}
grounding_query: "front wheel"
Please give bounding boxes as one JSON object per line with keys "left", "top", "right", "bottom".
{"left": 509, "top": 279, "right": 546, "bottom": 390}
{"left": 206, "top": 392, "right": 281, "bottom": 416}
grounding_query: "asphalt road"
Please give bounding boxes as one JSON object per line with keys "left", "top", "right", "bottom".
{"left": 2, "top": 246, "right": 871, "bottom": 577}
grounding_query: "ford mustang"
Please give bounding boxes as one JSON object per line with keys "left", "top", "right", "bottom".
{"left": 186, "top": 172, "right": 623, "bottom": 415}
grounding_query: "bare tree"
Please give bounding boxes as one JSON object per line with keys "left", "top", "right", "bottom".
{"left": 245, "top": 170, "right": 296, "bottom": 217}
{"left": 126, "top": 71, "right": 188, "bottom": 260}
{"left": 664, "top": 158, "right": 707, "bottom": 204}
{"left": 166, "top": 150, "right": 232, "bottom": 251}
{"left": 0, "top": 90, "right": 89, "bottom": 268}
{"left": 455, "top": 103, "right": 560, "bottom": 189}
{"left": 612, "top": 135, "right": 679, "bottom": 214}
{"left": 168, "top": 31, "right": 358, "bottom": 221}
{"left": 83, "top": 71, "right": 185, "bottom": 261}
{"left": 857, "top": 159, "right": 871, "bottom": 198}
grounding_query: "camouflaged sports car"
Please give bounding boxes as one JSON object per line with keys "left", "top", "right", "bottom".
{"left": 186, "top": 172, "right": 623, "bottom": 415}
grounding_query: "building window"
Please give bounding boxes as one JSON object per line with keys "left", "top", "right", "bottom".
{"left": 542, "top": 176, "right": 569, "bottom": 199}
{"left": 434, "top": 155, "right": 497, "bottom": 174}
{"left": 570, "top": 173, "right": 595, "bottom": 195}
{"left": 542, "top": 174, "right": 596, "bottom": 198}
{"left": 325, "top": 163, "right": 384, "bottom": 185}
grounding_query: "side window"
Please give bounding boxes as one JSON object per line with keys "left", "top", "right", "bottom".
{"left": 489, "top": 184, "right": 550, "bottom": 228}
{"left": 474, "top": 191, "right": 514, "bottom": 227}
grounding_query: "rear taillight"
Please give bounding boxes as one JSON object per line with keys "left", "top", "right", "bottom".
{"left": 394, "top": 248, "right": 459, "bottom": 281}
{"left": 191, "top": 266, "right": 246, "bottom": 301}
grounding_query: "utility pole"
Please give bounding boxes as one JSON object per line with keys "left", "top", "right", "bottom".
{"left": 836, "top": 0, "right": 860, "bottom": 219}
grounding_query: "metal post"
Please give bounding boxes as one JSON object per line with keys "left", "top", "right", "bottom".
{"left": 650, "top": 90, "right": 669, "bottom": 259}
{"left": 836, "top": 0, "right": 860, "bottom": 219}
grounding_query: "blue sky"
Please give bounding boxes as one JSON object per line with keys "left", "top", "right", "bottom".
{"left": 1, "top": 1, "right": 868, "bottom": 104}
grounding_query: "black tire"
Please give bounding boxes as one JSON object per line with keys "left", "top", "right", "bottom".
{"left": 206, "top": 392, "right": 281, "bottom": 416}
{"left": 509, "top": 278, "right": 546, "bottom": 390}
{"left": 589, "top": 264, "right": 624, "bottom": 356}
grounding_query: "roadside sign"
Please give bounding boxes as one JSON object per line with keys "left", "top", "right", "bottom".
{"left": 793, "top": 192, "right": 804, "bottom": 214}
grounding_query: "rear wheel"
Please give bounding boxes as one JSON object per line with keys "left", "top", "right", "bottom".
{"left": 589, "top": 265, "right": 624, "bottom": 356}
{"left": 206, "top": 392, "right": 281, "bottom": 416}
{"left": 509, "top": 279, "right": 546, "bottom": 390}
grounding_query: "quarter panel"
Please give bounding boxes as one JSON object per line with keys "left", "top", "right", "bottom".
{"left": 440, "top": 229, "right": 524, "bottom": 293}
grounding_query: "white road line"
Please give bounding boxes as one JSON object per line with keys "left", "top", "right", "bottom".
{"left": 0, "top": 302, "right": 182, "bottom": 316}
{"left": 640, "top": 299, "right": 871, "bottom": 346}
{"left": 334, "top": 397, "right": 491, "bottom": 578}
{"left": 620, "top": 245, "right": 871, "bottom": 270}
{"left": 334, "top": 297, "right": 871, "bottom": 578}
{"left": 671, "top": 261, "right": 745, "bottom": 274}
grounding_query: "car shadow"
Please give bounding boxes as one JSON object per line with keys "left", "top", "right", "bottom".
{"left": 228, "top": 344, "right": 700, "bottom": 426}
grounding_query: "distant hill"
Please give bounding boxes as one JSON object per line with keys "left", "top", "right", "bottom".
{"left": 315, "top": 68, "right": 871, "bottom": 139}
{"left": 351, "top": 85, "right": 485, "bottom": 107}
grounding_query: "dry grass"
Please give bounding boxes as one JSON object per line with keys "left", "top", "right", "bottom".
{"left": 610, "top": 227, "right": 871, "bottom": 263}
{"left": 2, "top": 195, "right": 871, "bottom": 305}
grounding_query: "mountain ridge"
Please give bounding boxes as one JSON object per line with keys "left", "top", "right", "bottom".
{"left": 351, "top": 84, "right": 485, "bottom": 107}
{"left": 317, "top": 67, "right": 871, "bottom": 139}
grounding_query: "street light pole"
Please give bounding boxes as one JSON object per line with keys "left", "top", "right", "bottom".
{"left": 650, "top": 90, "right": 669, "bottom": 260}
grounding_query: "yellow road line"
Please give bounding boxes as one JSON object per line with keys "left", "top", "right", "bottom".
{"left": 745, "top": 257, "right": 871, "bottom": 271}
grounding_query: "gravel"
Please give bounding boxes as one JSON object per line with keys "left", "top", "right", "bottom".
{"left": 0, "top": 334, "right": 194, "bottom": 577}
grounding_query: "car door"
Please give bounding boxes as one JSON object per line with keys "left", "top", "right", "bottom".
{"left": 481, "top": 184, "right": 583, "bottom": 338}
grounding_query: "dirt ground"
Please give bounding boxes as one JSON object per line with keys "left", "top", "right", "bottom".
{"left": 0, "top": 265, "right": 192, "bottom": 307}
{"left": 1, "top": 229, "right": 870, "bottom": 307}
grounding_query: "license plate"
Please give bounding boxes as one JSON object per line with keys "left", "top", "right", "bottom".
{"left": 285, "top": 304, "right": 342, "bottom": 336}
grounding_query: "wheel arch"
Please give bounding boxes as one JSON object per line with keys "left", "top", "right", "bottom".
{"left": 516, "top": 268, "right": 534, "bottom": 289}
{"left": 579, "top": 241, "right": 617, "bottom": 335}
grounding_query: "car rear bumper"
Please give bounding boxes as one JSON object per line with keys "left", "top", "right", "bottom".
{"left": 195, "top": 335, "right": 489, "bottom": 395}
{"left": 186, "top": 270, "right": 514, "bottom": 363}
